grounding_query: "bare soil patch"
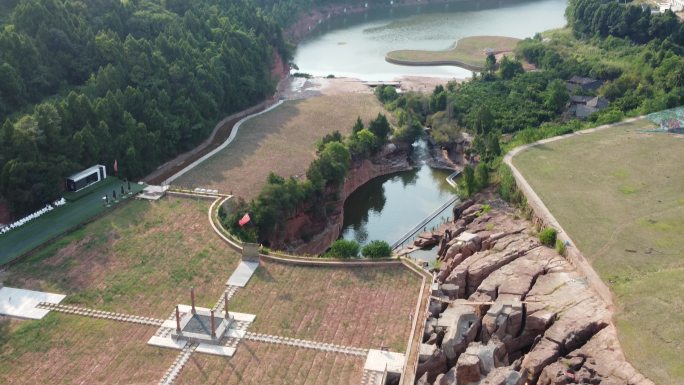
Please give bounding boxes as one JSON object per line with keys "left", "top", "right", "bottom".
{"left": 175, "top": 94, "right": 386, "bottom": 200}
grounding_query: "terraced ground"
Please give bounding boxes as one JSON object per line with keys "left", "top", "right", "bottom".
{"left": 229, "top": 261, "right": 420, "bottom": 353}
{"left": 0, "top": 196, "right": 422, "bottom": 384}
{"left": 513, "top": 119, "right": 684, "bottom": 385}
{"left": 175, "top": 94, "right": 386, "bottom": 200}
{"left": 0, "top": 198, "right": 240, "bottom": 384}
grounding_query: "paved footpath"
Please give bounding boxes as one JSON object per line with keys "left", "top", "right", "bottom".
{"left": 244, "top": 331, "right": 368, "bottom": 357}
{"left": 37, "top": 302, "right": 164, "bottom": 326}
{"left": 158, "top": 342, "right": 198, "bottom": 385}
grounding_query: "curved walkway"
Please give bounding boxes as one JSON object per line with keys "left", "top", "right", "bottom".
{"left": 163, "top": 100, "right": 285, "bottom": 185}
{"left": 503, "top": 117, "right": 645, "bottom": 309}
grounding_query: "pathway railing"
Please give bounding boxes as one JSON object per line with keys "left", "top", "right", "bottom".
{"left": 391, "top": 196, "right": 458, "bottom": 250}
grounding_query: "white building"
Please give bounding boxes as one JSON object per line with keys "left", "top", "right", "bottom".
{"left": 65, "top": 165, "right": 107, "bottom": 192}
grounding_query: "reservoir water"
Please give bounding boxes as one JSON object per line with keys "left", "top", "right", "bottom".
{"left": 294, "top": 0, "right": 568, "bottom": 80}
{"left": 341, "top": 140, "right": 454, "bottom": 249}
{"left": 296, "top": 0, "right": 569, "bottom": 252}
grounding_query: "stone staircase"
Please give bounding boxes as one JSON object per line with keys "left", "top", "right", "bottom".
{"left": 158, "top": 342, "right": 198, "bottom": 385}
{"left": 243, "top": 332, "right": 368, "bottom": 357}
{"left": 360, "top": 369, "right": 385, "bottom": 385}
{"left": 37, "top": 302, "right": 163, "bottom": 326}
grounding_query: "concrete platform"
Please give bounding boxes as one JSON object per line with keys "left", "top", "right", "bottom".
{"left": 196, "top": 344, "right": 236, "bottom": 356}
{"left": 148, "top": 335, "right": 187, "bottom": 350}
{"left": 138, "top": 185, "right": 168, "bottom": 201}
{"left": 225, "top": 260, "right": 259, "bottom": 287}
{"left": 0, "top": 287, "right": 66, "bottom": 319}
{"left": 150, "top": 305, "right": 255, "bottom": 357}
{"left": 364, "top": 349, "right": 405, "bottom": 373}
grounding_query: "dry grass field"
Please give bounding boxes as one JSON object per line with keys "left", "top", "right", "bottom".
{"left": 230, "top": 261, "right": 421, "bottom": 352}
{"left": 175, "top": 94, "right": 386, "bottom": 200}
{"left": 0, "top": 198, "right": 241, "bottom": 384}
{"left": 385, "top": 36, "right": 520, "bottom": 70}
{"left": 178, "top": 341, "right": 363, "bottom": 385}
{"left": 0, "top": 196, "right": 423, "bottom": 384}
{"left": 513, "top": 119, "right": 684, "bottom": 385}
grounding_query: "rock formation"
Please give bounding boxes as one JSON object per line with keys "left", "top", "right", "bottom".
{"left": 410, "top": 190, "right": 653, "bottom": 385}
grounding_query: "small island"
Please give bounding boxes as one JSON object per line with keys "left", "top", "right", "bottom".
{"left": 385, "top": 35, "right": 520, "bottom": 71}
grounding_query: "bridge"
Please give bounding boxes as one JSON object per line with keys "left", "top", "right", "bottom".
{"left": 390, "top": 196, "right": 459, "bottom": 250}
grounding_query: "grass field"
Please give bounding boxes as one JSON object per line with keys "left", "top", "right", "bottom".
{"left": 178, "top": 341, "right": 363, "bottom": 385}
{"left": 513, "top": 119, "right": 684, "bottom": 385}
{"left": 0, "top": 177, "right": 143, "bottom": 265}
{"left": 175, "top": 94, "right": 386, "bottom": 200}
{"left": 0, "top": 197, "right": 241, "bottom": 384}
{"left": 385, "top": 36, "right": 520, "bottom": 70}
{"left": 230, "top": 261, "right": 421, "bottom": 352}
{"left": 1, "top": 196, "right": 422, "bottom": 384}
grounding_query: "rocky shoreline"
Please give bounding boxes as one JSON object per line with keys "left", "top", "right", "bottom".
{"left": 405, "top": 190, "right": 652, "bottom": 385}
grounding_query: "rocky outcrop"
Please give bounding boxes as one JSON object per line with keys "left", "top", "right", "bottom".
{"left": 287, "top": 144, "right": 411, "bottom": 254}
{"left": 409, "top": 189, "right": 650, "bottom": 385}
{"left": 537, "top": 326, "right": 655, "bottom": 385}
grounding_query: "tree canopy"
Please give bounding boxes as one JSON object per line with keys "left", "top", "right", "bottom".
{"left": 0, "top": 0, "right": 287, "bottom": 215}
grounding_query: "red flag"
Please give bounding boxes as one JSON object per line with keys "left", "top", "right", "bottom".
{"left": 113, "top": 159, "right": 118, "bottom": 174}
{"left": 238, "top": 213, "right": 251, "bottom": 227}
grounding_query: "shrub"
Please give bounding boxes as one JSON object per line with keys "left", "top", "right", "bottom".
{"left": 327, "top": 239, "right": 360, "bottom": 259}
{"left": 555, "top": 238, "right": 566, "bottom": 256}
{"left": 539, "top": 227, "right": 557, "bottom": 247}
{"left": 362, "top": 240, "right": 392, "bottom": 258}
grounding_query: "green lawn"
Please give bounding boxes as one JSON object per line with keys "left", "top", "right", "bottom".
{"left": 0, "top": 177, "right": 143, "bottom": 265}
{"left": 513, "top": 119, "right": 684, "bottom": 385}
{"left": 386, "top": 36, "right": 520, "bottom": 70}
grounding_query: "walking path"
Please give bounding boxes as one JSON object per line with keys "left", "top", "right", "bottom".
{"left": 157, "top": 342, "right": 198, "bottom": 385}
{"left": 360, "top": 369, "right": 385, "bottom": 385}
{"left": 501, "top": 117, "right": 645, "bottom": 309}
{"left": 243, "top": 331, "right": 368, "bottom": 356}
{"left": 36, "top": 302, "right": 164, "bottom": 326}
{"left": 391, "top": 196, "right": 458, "bottom": 250}
{"left": 162, "top": 100, "right": 284, "bottom": 185}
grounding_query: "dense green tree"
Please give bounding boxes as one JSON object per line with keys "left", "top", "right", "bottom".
{"left": 0, "top": 0, "right": 287, "bottom": 216}
{"left": 326, "top": 239, "right": 360, "bottom": 259}
{"left": 368, "top": 113, "right": 392, "bottom": 141}
{"left": 362, "top": 240, "right": 392, "bottom": 258}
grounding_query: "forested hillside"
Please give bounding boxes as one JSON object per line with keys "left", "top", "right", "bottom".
{"left": 0, "top": 0, "right": 286, "bottom": 215}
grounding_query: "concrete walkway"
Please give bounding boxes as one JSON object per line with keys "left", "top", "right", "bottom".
{"left": 164, "top": 100, "right": 284, "bottom": 185}
{"left": 243, "top": 332, "right": 368, "bottom": 357}
{"left": 157, "top": 341, "right": 198, "bottom": 385}
{"left": 226, "top": 261, "right": 259, "bottom": 287}
{"left": 36, "top": 302, "right": 164, "bottom": 326}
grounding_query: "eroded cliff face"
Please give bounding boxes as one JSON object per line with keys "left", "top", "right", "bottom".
{"left": 406, "top": 191, "right": 653, "bottom": 385}
{"left": 270, "top": 143, "right": 412, "bottom": 255}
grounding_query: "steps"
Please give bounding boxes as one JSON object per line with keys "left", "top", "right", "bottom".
{"left": 244, "top": 332, "right": 368, "bottom": 357}
{"left": 37, "top": 302, "right": 163, "bottom": 326}
{"left": 158, "top": 342, "right": 198, "bottom": 385}
{"left": 360, "top": 369, "right": 385, "bottom": 385}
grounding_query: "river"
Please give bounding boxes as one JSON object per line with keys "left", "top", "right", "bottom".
{"left": 294, "top": 0, "right": 568, "bottom": 80}
{"left": 295, "top": 0, "right": 568, "bottom": 255}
